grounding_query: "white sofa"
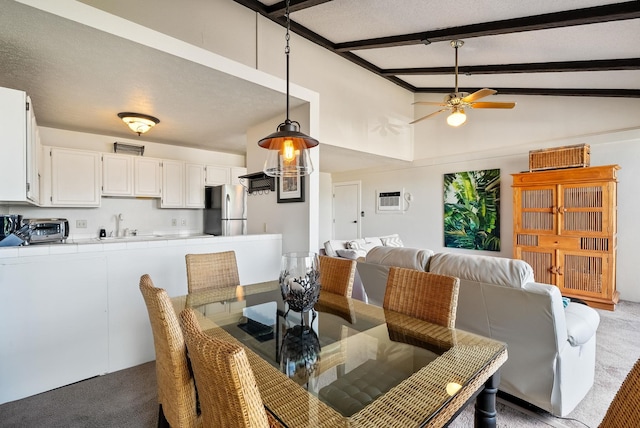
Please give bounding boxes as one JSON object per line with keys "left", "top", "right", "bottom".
{"left": 322, "top": 235, "right": 404, "bottom": 303}
{"left": 357, "top": 246, "right": 600, "bottom": 417}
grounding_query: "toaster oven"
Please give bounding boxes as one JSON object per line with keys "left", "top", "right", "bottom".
{"left": 22, "top": 218, "right": 69, "bottom": 244}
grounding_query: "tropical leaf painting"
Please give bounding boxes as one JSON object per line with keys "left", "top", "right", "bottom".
{"left": 443, "top": 169, "right": 500, "bottom": 251}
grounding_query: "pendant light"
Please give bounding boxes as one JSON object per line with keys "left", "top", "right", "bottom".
{"left": 258, "top": 0, "right": 318, "bottom": 178}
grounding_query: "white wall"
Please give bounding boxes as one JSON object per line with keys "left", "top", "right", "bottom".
{"left": 318, "top": 172, "right": 333, "bottom": 250}
{"left": 333, "top": 129, "right": 640, "bottom": 303}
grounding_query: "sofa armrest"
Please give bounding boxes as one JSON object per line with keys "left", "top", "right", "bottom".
{"left": 564, "top": 302, "right": 600, "bottom": 346}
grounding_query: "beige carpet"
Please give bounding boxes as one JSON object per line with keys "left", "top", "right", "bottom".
{"left": 0, "top": 301, "right": 638, "bottom": 427}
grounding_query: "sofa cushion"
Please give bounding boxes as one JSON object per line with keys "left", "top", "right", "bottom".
{"left": 564, "top": 302, "right": 600, "bottom": 346}
{"left": 365, "top": 246, "right": 433, "bottom": 271}
{"left": 429, "top": 252, "right": 534, "bottom": 288}
{"left": 336, "top": 248, "right": 367, "bottom": 260}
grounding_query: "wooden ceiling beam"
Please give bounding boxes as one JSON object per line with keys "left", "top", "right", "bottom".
{"left": 334, "top": 2, "right": 640, "bottom": 52}
{"left": 382, "top": 58, "right": 640, "bottom": 76}
{"left": 414, "top": 87, "right": 640, "bottom": 98}
{"left": 266, "top": 0, "right": 334, "bottom": 17}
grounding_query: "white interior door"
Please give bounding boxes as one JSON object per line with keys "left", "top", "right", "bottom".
{"left": 333, "top": 181, "right": 360, "bottom": 239}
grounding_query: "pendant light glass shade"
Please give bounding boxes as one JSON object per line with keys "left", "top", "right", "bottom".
{"left": 259, "top": 120, "right": 317, "bottom": 177}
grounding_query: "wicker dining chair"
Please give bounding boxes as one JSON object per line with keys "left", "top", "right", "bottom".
{"left": 383, "top": 266, "right": 460, "bottom": 328}
{"left": 599, "top": 358, "right": 640, "bottom": 427}
{"left": 319, "top": 255, "right": 357, "bottom": 298}
{"left": 139, "top": 274, "right": 202, "bottom": 428}
{"left": 179, "top": 308, "right": 281, "bottom": 428}
{"left": 185, "top": 251, "right": 240, "bottom": 293}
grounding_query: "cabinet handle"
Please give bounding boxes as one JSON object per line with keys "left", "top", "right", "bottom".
{"left": 557, "top": 205, "right": 566, "bottom": 214}
{"left": 549, "top": 266, "right": 557, "bottom": 274}
{"left": 557, "top": 266, "right": 563, "bottom": 275}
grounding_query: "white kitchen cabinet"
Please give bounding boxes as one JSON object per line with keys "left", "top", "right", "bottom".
{"left": 185, "top": 163, "right": 205, "bottom": 208}
{"left": 101, "top": 154, "right": 161, "bottom": 198}
{"left": 161, "top": 159, "right": 184, "bottom": 208}
{"left": 0, "top": 87, "right": 40, "bottom": 204}
{"left": 231, "top": 166, "right": 247, "bottom": 185}
{"left": 102, "top": 153, "right": 134, "bottom": 196}
{"left": 49, "top": 147, "right": 101, "bottom": 207}
{"left": 205, "top": 165, "right": 231, "bottom": 185}
{"left": 134, "top": 157, "right": 162, "bottom": 197}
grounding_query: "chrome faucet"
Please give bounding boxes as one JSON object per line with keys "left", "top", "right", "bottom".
{"left": 116, "top": 213, "right": 124, "bottom": 237}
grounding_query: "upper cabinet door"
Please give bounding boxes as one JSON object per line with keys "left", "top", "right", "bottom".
{"left": 231, "top": 167, "right": 247, "bottom": 185}
{"left": 161, "top": 159, "right": 184, "bottom": 208}
{"left": 134, "top": 157, "right": 162, "bottom": 197}
{"left": 0, "top": 87, "right": 40, "bottom": 205}
{"left": 185, "top": 163, "right": 205, "bottom": 208}
{"left": 102, "top": 154, "right": 134, "bottom": 196}
{"left": 50, "top": 147, "right": 101, "bottom": 207}
{"left": 205, "top": 165, "right": 231, "bottom": 186}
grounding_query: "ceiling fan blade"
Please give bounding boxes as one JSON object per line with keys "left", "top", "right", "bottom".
{"left": 413, "top": 101, "right": 447, "bottom": 106}
{"left": 462, "top": 88, "right": 497, "bottom": 103}
{"left": 410, "top": 109, "right": 447, "bottom": 124}
{"left": 470, "top": 102, "right": 516, "bottom": 109}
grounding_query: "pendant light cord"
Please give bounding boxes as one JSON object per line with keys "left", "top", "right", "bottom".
{"left": 285, "top": 0, "right": 291, "bottom": 123}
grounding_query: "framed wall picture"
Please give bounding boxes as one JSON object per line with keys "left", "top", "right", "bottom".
{"left": 277, "top": 175, "right": 305, "bottom": 203}
{"left": 443, "top": 168, "right": 500, "bottom": 251}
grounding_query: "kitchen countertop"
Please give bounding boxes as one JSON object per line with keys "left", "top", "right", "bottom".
{"left": 0, "top": 233, "right": 282, "bottom": 259}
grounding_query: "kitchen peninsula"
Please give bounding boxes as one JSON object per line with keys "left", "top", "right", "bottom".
{"left": 0, "top": 233, "right": 282, "bottom": 404}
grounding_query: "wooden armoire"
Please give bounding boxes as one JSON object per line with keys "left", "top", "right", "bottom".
{"left": 512, "top": 165, "right": 620, "bottom": 310}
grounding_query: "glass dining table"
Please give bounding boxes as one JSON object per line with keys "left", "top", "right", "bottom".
{"left": 171, "top": 281, "right": 507, "bottom": 428}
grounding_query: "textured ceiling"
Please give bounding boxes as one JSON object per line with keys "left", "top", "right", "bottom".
{"left": 2, "top": 1, "right": 639, "bottom": 175}
{"left": 0, "top": 0, "right": 295, "bottom": 156}
{"left": 236, "top": 0, "right": 640, "bottom": 97}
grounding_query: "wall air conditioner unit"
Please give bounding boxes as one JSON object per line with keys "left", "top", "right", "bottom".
{"left": 376, "top": 189, "right": 403, "bottom": 213}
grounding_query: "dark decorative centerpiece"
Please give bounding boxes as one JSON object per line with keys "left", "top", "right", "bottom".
{"left": 279, "top": 324, "right": 321, "bottom": 386}
{"left": 279, "top": 252, "right": 320, "bottom": 313}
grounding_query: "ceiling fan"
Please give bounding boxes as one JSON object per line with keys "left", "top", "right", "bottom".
{"left": 411, "top": 40, "right": 515, "bottom": 127}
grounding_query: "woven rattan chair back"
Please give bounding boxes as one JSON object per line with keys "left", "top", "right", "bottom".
{"left": 185, "top": 251, "right": 240, "bottom": 293}
{"left": 383, "top": 267, "right": 460, "bottom": 328}
{"left": 139, "top": 274, "right": 201, "bottom": 428}
{"left": 179, "top": 308, "right": 271, "bottom": 428}
{"left": 599, "top": 358, "right": 640, "bottom": 427}
{"left": 319, "top": 255, "right": 356, "bottom": 298}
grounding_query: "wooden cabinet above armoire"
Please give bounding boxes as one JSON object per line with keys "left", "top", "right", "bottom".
{"left": 512, "top": 165, "right": 620, "bottom": 310}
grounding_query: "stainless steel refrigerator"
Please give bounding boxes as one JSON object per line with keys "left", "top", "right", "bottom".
{"left": 204, "top": 184, "right": 247, "bottom": 236}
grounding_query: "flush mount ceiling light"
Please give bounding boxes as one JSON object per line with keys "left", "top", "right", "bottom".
{"left": 258, "top": 0, "right": 318, "bottom": 178}
{"left": 117, "top": 112, "right": 160, "bottom": 136}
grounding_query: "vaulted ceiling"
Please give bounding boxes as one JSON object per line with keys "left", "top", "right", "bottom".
{"left": 234, "top": 0, "right": 640, "bottom": 98}
{"left": 1, "top": 1, "right": 639, "bottom": 175}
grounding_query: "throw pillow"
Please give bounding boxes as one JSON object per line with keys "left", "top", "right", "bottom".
{"left": 381, "top": 234, "right": 403, "bottom": 247}
{"left": 347, "top": 239, "right": 366, "bottom": 251}
{"left": 336, "top": 249, "right": 366, "bottom": 260}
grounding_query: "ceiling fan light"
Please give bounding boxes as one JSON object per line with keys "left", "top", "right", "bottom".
{"left": 447, "top": 109, "right": 467, "bottom": 127}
